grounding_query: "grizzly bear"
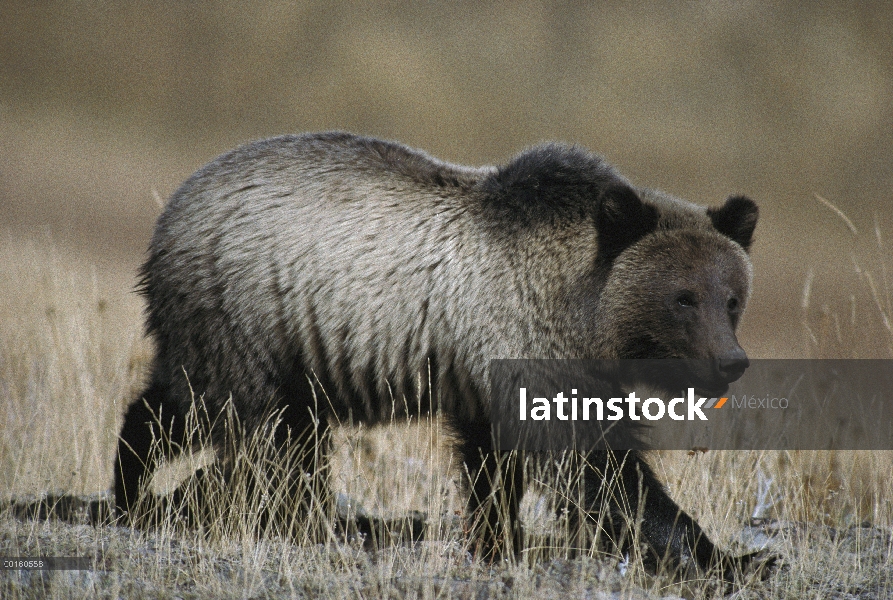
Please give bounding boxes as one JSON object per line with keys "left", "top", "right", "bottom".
{"left": 115, "top": 132, "right": 764, "bottom": 582}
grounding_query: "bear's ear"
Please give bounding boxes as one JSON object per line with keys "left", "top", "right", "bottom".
{"left": 596, "top": 184, "right": 659, "bottom": 263}
{"left": 707, "top": 195, "right": 758, "bottom": 252}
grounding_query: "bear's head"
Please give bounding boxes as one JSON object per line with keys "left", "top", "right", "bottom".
{"left": 593, "top": 184, "right": 759, "bottom": 396}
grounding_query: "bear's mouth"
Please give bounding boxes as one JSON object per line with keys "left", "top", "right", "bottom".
{"left": 683, "top": 359, "right": 746, "bottom": 398}
{"left": 692, "top": 383, "right": 730, "bottom": 398}
{"left": 617, "top": 360, "right": 737, "bottom": 399}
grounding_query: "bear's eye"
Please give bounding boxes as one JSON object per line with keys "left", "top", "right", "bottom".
{"left": 676, "top": 293, "right": 696, "bottom": 308}
{"left": 727, "top": 297, "right": 739, "bottom": 312}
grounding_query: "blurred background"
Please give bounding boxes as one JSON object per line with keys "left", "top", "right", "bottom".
{"left": 2, "top": 0, "right": 892, "bottom": 359}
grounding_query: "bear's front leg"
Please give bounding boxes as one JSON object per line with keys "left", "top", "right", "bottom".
{"left": 585, "top": 450, "right": 773, "bottom": 585}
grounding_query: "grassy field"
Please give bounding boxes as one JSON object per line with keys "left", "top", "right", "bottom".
{"left": 2, "top": 209, "right": 893, "bottom": 599}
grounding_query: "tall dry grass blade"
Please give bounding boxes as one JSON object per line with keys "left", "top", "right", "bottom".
{"left": 875, "top": 217, "right": 892, "bottom": 322}
{"left": 814, "top": 193, "right": 858, "bottom": 235}
{"left": 801, "top": 267, "right": 815, "bottom": 310}
{"left": 861, "top": 271, "right": 893, "bottom": 340}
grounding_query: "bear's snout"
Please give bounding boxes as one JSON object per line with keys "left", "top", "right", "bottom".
{"left": 717, "top": 352, "right": 749, "bottom": 383}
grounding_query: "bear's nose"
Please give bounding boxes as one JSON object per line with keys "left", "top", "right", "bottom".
{"left": 717, "top": 356, "right": 750, "bottom": 382}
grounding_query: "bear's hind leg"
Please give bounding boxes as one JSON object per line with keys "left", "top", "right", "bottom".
{"left": 114, "top": 380, "right": 190, "bottom": 526}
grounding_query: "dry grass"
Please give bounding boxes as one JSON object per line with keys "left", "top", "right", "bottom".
{"left": 0, "top": 234, "right": 148, "bottom": 496}
{"left": 2, "top": 222, "right": 893, "bottom": 598}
